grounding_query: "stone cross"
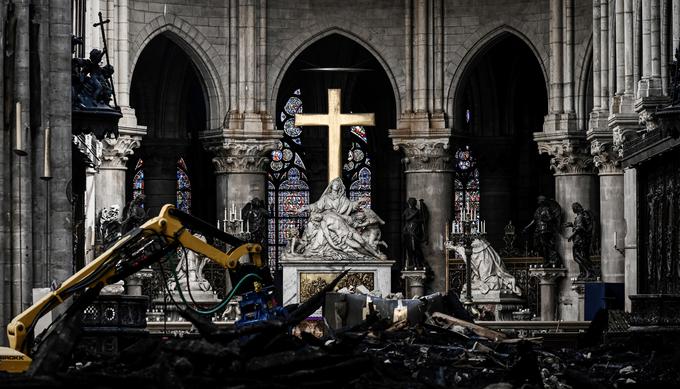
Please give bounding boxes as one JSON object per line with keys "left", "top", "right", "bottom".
{"left": 295, "top": 89, "right": 374, "bottom": 182}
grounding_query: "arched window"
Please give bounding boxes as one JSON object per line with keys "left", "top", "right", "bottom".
{"left": 267, "top": 89, "right": 310, "bottom": 270}
{"left": 453, "top": 146, "right": 480, "bottom": 224}
{"left": 176, "top": 157, "right": 191, "bottom": 213}
{"left": 344, "top": 126, "right": 371, "bottom": 207}
{"left": 132, "top": 158, "right": 145, "bottom": 207}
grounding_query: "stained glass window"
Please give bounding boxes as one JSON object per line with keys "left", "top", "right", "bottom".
{"left": 453, "top": 146, "right": 480, "bottom": 223}
{"left": 267, "top": 89, "right": 310, "bottom": 271}
{"left": 176, "top": 157, "right": 191, "bottom": 213}
{"left": 344, "top": 126, "right": 371, "bottom": 208}
{"left": 132, "top": 158, "right": 145, "bottom": 208}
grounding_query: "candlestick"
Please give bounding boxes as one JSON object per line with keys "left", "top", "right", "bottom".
{"left": 14, "top": 101, "right": 26, "bottom": 156}
{"left": 40, "top": 127, "right": 52, "bottom": 180}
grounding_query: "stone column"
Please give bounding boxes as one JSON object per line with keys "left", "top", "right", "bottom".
{"left": 95, "top": 130, "right": 143, "bottom": 295}
{"left": 623, "top": 167, "right": 637, "bottom": 311}
{"left": 530, "top": 267, "right": 567, "bottom": 321}
{"left": 401, "top": 270, "right": 427, "bottom": 298}
{"left": 600, "top": 0, "right": 610, "bottom": 109}
{"left": 206, "top": 139, "right": 278, "bottom": 221}
{"left": 563, "top": 0, "right": 575, "bottom": 113}
{"left": 537, "top": 139, "right": 597, "bottom": 321}
{"left": 550, "top": 0, "right": 564, "bottom": 114}
{"left": 413, "top": 0, "right": 428, "bottom": 114}
{"left": 592, "top": 141, "right": 625, "bottom": 283}
{"left": 392, "top": 138, "right": 453, "bottom": 293}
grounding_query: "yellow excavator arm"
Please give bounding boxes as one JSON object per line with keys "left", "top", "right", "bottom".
{"left": 0, "top": 204, "right": 262, "bottom": 373}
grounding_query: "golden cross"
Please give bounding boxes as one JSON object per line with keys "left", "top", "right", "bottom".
{"left": 295, "top": 89, "right": 375, "bottom": 183}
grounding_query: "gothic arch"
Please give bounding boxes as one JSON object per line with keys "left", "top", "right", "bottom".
{"left": 269, "top": 28, "right": 402, "bottom": 117}
{"left": 130, "top": 15, "right": 225, "bottom": 130}
{"left": 447, "top": 25, "right": 548, "bottom": 128}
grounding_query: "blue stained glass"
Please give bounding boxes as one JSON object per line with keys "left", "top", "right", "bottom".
{"left": 284, "top": 97, "right": 303, "bottom": 115}
{"left": 133, "top": 170, "right": 144, "bottom": 190}
{"left": 453, "top": 146, "right": 480, "bottom": 223}
{"left": 132, "top": 158, "right": 145, "bottom": 207}
{"left": 176, "top": 158, "right": 191, "bottom": 213}
{"left": 268, "top": 88, "right": 309, "bottom": 271}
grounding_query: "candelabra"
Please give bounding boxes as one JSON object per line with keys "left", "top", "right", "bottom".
{"left": 449, "top": 215, "right": 486, "bottom": 307}
{"left": 217, "top": 203, "right": 252, "bottom": 241}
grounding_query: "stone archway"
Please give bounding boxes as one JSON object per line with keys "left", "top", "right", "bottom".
{"left": 128, "top": 33, "right": 215, "bottom": 221}
{"left": 450, "top": 32, "right": 553, "bottom": 252}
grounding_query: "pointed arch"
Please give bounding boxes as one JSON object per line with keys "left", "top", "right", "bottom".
{"left": 447, "top": 25, "right": 548, "bottom": 129}
{"left": 269, "top": 28, "right": 402, "bottom": 117}
{"left": 130, "top": 15, "right": 226, "bottom": 130}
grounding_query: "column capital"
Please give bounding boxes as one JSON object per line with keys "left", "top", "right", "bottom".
{"left": 529, "top": 266, "right": 568, "bottom": 285}
{"left": 535, "top": 136, "right": 595, "bottom": 175}
{"left": 590, "top": 139, "right": 622, "bottom": 175}
{"left": 100, "top": 131, "right": 143, "bottom": 170}
{"left": 390, "top": 137, "right": 452, "bottom": 173}
{"left": 205, "top": 138, "right": 279, "bottom": 174}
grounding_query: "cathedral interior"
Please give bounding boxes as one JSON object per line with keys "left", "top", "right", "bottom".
{"left": 1, "top": 0, "right": 680, "bottom": 387}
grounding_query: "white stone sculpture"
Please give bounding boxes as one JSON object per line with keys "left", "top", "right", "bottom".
{"left": 168, "top": 234, "right": 212, "bottom": 292}
{"left": 453, "top": 238, "right": 522, "bottom": 296}
{"left": 285, "top": 177, "right": 387, "bottom": 261}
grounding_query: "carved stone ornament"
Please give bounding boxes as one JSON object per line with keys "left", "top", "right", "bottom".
{"left": 208, "top": 139, "right": 279, "bottom": 174}
{"left": 537, "top": 139, "right": 594, "bottom": 174}
{"left": 299, "top": 272, "right": 375, "bottom": 301}
{"left": 392, "top": 138, "right": 452, "bottom": 172}
{"left": 590, "top": 140, "right": 621, "bottom": 174}
{"left": 638, "top": 110, "right": 659, "bottom": 132}
{"left": 72, "top": 134, "right": 103, "bottom": 168}
{"left": 528, "top": 266, "right": 568, "bottom": 284}
{"left": 100, "top": 133, "right": 142, "bottom": 169}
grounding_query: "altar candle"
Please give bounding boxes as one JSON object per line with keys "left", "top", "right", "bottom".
{"left": 224, "top": 207, "right": 227, "bottom": 221}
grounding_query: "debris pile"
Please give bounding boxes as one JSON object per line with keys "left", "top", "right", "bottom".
{"left": 1, "top": 273, "right": 679, "bottom": 388}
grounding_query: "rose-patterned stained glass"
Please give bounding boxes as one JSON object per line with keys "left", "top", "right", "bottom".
{"left": 176, "top": 158, "right": 191, "bottom": 213}
{"left": 453, "top": 146, "right": 480, "bottom": 223}
{"left": 267, "top": 89, "right": 309, "bottom": 271}
{"left": 132, "top": 158, "right": 145, "bottom": 208}
{"left": 344, "top": 126, "right": 372, "bottom": 208}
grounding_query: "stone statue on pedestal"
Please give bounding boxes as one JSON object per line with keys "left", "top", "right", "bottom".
{"left": 287, "top": 177, "right": 386, "bottom": 260}
{"left": 99, "top": 205, "right": 121, "bottom": 248}
{"left": 402, "top": 197, "right": 428, "bottom": 269}
{"left": 167, "top": 234, "right": 212, "bottom": 292}
{"left": 564, "top": 202, "right": 598, "bottom": 280}
{"left": 452, "top": 239, "right": 522, "bottom": 296}
{"left": 523, "top": 196, "right": 562, "bottom": 267}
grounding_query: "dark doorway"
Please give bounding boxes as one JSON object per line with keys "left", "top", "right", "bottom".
{"left": 128, "top": 34, "right": 214, "bottom": 222}
{"left": 454, "top": 33, "right": 553, "bottom": 251}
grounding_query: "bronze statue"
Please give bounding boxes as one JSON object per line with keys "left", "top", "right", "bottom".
{"left": 242, "top": 197, "right": 269, "bottom": 246}
{"left": 523, "top": 196, "right": 562, "bottom": 267}
{"left": 564, "top": 202, "right": 598, "bottom": 280}
{"left": 121, "top": 195, "right": 148, "bottom": 234}
{"left": 402, "top": 197, "right": 428, "bottom": 269}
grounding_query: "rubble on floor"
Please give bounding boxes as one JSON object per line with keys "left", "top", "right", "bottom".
{"left": 1, "top": 283, "right": 679, "bottom": 388}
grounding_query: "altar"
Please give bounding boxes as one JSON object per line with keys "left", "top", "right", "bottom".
{"left": 281, "top": 259, "right": 395, "bottom": 309}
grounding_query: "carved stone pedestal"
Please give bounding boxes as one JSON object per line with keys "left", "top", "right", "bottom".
{"left": 530, "top": 267, "right": 567, "bottom": 321}
{"left": 401, "top": 269, "right": 427, "bottom": 298}
{"left": 281, "top": 259, "right": 395, "bottom": 317}
{"left": 571, "top": 279, "right": 587, "bottom": 321}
